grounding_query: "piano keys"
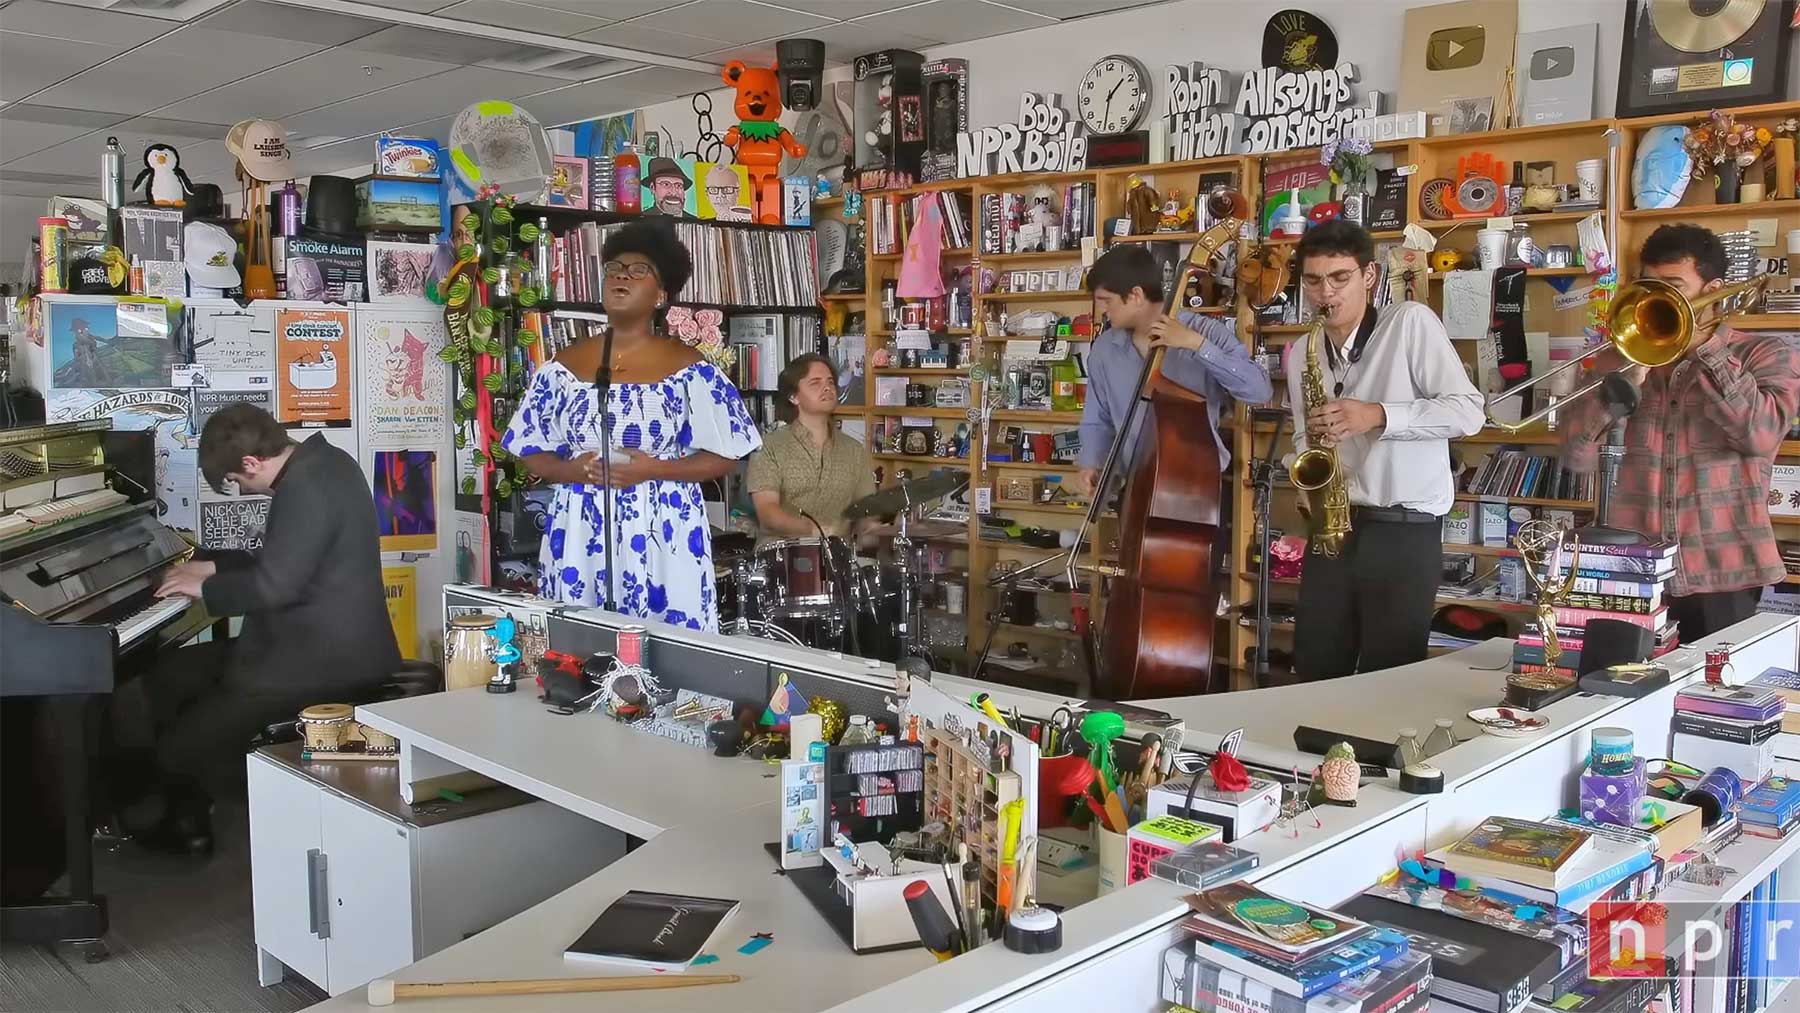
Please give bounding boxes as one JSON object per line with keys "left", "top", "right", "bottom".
{"left": 1, "top": 420, "right": 209, "bottom": 955}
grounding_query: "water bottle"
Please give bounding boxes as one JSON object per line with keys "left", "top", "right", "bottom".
{"left": 840, "top": 715, "right": 877, "bottom": 745}
{"left": 275, "top": 181, "right": 302, "bottom": 236}
{"left": 102, "top": 137, "right": 125, "bottom": 210}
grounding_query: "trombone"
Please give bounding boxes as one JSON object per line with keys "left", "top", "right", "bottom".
{"left": 1484, "top": 274, "right": 1770, "bottom": 432}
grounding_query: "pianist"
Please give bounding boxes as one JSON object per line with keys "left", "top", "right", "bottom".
{"left": 112, "top": 404, "right": 400, "bottom": 852}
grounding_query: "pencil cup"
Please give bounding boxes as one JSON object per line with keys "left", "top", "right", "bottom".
{"left": 1095, "top": 827, "right": 1127, "bottom": 895}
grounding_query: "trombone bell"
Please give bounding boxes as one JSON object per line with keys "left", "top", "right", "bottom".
{"left": 1484, "top": 273, "right": 1768, "bottom": 432}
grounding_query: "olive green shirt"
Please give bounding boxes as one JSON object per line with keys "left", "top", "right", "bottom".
{"left": 746, "top": 422, "right": 875, "bottom": 543}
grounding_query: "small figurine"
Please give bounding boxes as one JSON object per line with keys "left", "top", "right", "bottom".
{"left": 486, "top": 616, "right": 521, "bottom": 694}
{"left": 952, "top": 422, "right": 971, "bottom": 457}
{"left": 1125, "top": 174, "right": 1160, "bottom": 234}
{"left": 720, "top": 60, "right": 806, "bottom": 224}
{"left": 135, "top": 143, "right": 192, "bottom": 206}
{"left": 1320, "top": 742, "right": 1360, "bottom": 803}
{"left": 1156, "top": 189, "right": 1194, "bottom": 232}
{"left": 933, "top": 428, "right": 951, "bottom": 457}
{"left": 864, "top": 74, "right": 894, "bottom": 149}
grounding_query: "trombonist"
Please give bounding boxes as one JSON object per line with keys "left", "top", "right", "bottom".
{"left": 1560, "top": 224, "right": 1800, "bottom": 642}
{"left": 1285, "top": 221, "right": 1483, "bottom": 681}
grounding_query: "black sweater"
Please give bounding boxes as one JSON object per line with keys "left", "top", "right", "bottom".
{"left": 202, "top": 434, "right": 401, "bottom": 693}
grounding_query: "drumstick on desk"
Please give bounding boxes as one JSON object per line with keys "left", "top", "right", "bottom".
{"left": 366, "top": 974, "right": 740, "bottom": 1005}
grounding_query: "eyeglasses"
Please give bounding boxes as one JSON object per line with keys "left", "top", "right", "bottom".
{"left": 1299, "top": 269, "right": 1364, "bottom": 292}
{"left": 602, "top": 261, "right": 658, "bottom": 280}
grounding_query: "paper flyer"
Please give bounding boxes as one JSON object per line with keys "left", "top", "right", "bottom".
{"left": 199, "top": 496, "right": 271, "bottom": 551}
{"left": 275, "top": 307, "right": 351, "bottom": 425}
{"left": 372, "top": 449, "right": 438, "bottom": 552}
{"left": 46, "top": 388, "right": 196, "bottom": 537}
{"left": 189, "top": 303, "right": 274, "bottom": 387}
{"left": 359, "top": 308, "right": 448, "bottom": 447}
{"left": 383, "top": 564, "right": 419, "bottom": 659}
{"left": 452, "top": 510, "right": 490, "bottom": 586}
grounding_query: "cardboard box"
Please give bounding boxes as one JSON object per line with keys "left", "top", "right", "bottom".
{"left": 277, "top": 234, "right": 366, "bottom": 302}
{"left": 1671, "top": 731, "right": 1775, "bottom": 784}
{"left": 355, "top": 177, "right": 442, "bottom": 229}
{"left": 376, "top": 135, "right": 441, "bottom": 178}
{"left": 1146, "top": 775, "right": 1281, "bottom": 842}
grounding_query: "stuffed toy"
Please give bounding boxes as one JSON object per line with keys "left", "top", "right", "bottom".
{"left": 720, "top": 59, "right": 806, "bottom": 225}
{"left": 864, "top": 75, "right": 893, "bottom": 148}
{"left": 135, "top": 143, "right": 192, "bottom": 206}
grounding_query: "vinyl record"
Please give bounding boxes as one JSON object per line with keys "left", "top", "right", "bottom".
{"left": 1263, "top": 9, "right": 1339, "bottom": 72}
{"left": 1649, "top": 0, "right": 1761, "bottom": 53}
{"left": 1455, "top": 175, "right": 1500, "bottom": 214}
{"left": 1420, "top": 178, "right": 1454, "bottom": 220}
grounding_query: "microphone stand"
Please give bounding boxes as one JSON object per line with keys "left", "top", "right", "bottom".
{"left": 1246, "top": 406, "right": 1289, "bottom": 688}
{"left": 593, "top": 326, "right": 618, "bottom": 612}
{"left": 1576, "top": 373, "right": 1644, "bottom": 546}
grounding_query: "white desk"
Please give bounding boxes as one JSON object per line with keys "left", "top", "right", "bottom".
{"left": 304, "top": 609, "right": 1800, "bottom": 1013}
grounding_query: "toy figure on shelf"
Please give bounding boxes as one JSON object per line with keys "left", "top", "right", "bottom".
{"left": 135, "top": 143, "right": 192, "bottom": 206}
{"left": 864, "top": 75, "right": 893, "bottom": 148}
{"left": 1156, "top": 189, "right": 1193, "bottom": 232}
{"left": 952, "top": 422, "right": 971, "bottom": 457}
{"left": 486, "top": 616, "right": 521, "bottom": 694}
{"left": 1125, "top": 174, "right": 1160, "bottom": 234}
{"left": 720, "top": 60, "right": 806, "bottom": 224}
{"left": 762, "top": 672, "right": 811, "bottom": 728}
{"left": 933, "top": 428, "right": 952, "bottom": 457}
{"left": 1019, "top": 184, "right": 1058, "bottom": 252}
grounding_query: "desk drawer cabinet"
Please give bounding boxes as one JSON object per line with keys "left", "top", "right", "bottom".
{"left": 248, "top": 745, "right": 620, "bottom": 996}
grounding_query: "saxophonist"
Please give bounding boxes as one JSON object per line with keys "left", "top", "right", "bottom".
{"left": 1285, "top": 221, "right": 1484, "bottom": 681}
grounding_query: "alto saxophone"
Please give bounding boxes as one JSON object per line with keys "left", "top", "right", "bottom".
{"left": 1289, "top": 316, "right": 1352, "bottom": 557}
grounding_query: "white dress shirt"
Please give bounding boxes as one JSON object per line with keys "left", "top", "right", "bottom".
{"left": 1283, "top": 301, "right": 1484, "bottom": 516}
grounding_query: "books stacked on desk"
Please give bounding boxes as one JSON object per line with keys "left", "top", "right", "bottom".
{"left": 1174, "top": 881, "right": 1415, "bottom": 1000}
{"left": 1671, "top": 683, "right": 1786, "bottom": 783}
{"left": 1746, "top": 666, "right": 1800, "bottom": 734}
{"left": 1423, "top": 816, "right": 1657, "bottom": 913}
{"left": 1512, "top": 540, "right": 1679, "bottom": 681}
{"left": 1739, "top": 776, "right": 1799, "bottom": 840}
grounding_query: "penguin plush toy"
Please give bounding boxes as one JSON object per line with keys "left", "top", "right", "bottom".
{"left": 134, "top": 143, "right": 192, "bottom": 206}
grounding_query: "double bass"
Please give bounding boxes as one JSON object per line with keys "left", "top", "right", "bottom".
{"left": 1066, "top": 190, "right": 1249, "bottom": 700}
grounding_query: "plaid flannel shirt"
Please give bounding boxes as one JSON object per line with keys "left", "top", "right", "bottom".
{"left": 1562, "top": 327, "right": 1800, "bottom": 597}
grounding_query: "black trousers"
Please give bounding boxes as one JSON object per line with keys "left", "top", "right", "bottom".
{"left": 1666, "top": 587, "right": 1763, "bottom": 646}
{"left": 1294, "top": 514, "right": 1444, "bottom": 682}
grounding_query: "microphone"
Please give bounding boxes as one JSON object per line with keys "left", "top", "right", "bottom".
{"left": 1599, "top": 371, "right": 1641, "bottom": 422}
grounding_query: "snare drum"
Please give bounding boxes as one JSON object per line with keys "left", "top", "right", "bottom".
{"left": 297, "top": 703, "right": 355, "bottom": 752}
{"left": 758, "top": 537, "right": 847, "bottom": 617}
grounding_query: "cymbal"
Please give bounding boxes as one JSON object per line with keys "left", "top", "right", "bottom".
{"left": 844, "top": 469, "right": 968, "bottom": 520}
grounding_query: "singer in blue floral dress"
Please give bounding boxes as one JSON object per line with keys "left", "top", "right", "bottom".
{"left": 502, "top": 222, "right": 759, "bottom": 630}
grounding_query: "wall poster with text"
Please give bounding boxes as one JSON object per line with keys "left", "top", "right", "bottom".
{"left": 275, "top": 307, "right": 351, "bottom": 425}
{"left": 358, "top": 307, "right": 448, "bottom": 448}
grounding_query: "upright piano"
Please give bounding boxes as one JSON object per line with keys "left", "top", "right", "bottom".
{"left": 0, "top": 420, "right": 210, "bottom": 956}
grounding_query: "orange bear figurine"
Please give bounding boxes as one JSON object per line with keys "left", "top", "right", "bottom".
{"left": 720, "top": 59, "right": 806, "bottom": 225}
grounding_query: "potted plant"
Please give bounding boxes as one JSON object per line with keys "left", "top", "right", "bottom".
{"left": 1682, "top": 110, "right": 1771, "bottom": 204}
{"left": 1321, "top": 137, "right": 1374, "bottom": 225}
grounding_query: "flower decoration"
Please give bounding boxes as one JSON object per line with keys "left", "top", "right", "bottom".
{"left": 663, "top": 304, "right": 736, "bottom": 370}
{"left": 1321, "top": 136, "right": 1374, "bottom": 189}
{"left": 1683, "top": 110, "right": 1773, "bottom": 177}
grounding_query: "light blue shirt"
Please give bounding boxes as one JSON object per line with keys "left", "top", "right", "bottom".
{"left": 1076, "top": 310, "right": 1272, "bottom": 472}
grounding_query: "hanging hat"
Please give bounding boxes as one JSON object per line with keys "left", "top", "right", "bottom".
{"left": 644, "top": 157, "right": 691, "bottom": 188}
{"left": 226, "top": 119, "right": 293, "bottom": 182}
{"left": 184, "top": 221, "right": 240, "bottom": 289}
{"left": 304, "top": 175, "right": 358, "bottom": 236}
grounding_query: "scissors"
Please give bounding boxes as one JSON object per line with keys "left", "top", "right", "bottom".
{"left": 1043, "top": 707, "right": 1076, "bottom": 757}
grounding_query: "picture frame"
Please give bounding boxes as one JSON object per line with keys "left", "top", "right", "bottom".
{"left": 1614, "top": 0, "right": 1795, "bottom": 118}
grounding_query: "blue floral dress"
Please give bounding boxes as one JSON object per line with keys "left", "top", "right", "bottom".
{"left": 501, "top": 359, "right": 761, "bottom": 630}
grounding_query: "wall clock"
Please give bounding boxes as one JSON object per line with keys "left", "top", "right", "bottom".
{"left": 1077, "top": 55, "right": 1151, "bottom": 135}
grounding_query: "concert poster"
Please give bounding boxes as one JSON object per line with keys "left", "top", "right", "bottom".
{"left": 275, "top": 307, "right": 351, "bottom": 425}
{"left": 358, "top": 308, "right": 448, "bottom": 448}
{"left": 372, "top": 449, "right": 438, "bottom": 552}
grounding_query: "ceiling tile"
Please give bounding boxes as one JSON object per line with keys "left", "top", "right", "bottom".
{"left": 0, "top": 103, "right": 133, "bottom": 129}
{"left": 0, "top": 33, "right": 127, "bottom": 104}
{"left": 864, "top": 0, "right": 1053, "bottom": 43}
{"left": 119, "top": 115, "right": 235, "bottom": 140}
{"left": 607, "top": 65, "right": 721, "bottom": 97}
{"left": 574, "top": 21, "right": 724, "bottom": 58}
{"left": 194, "top": 0, "right": 389, "bottom": 46}
{"left": 512, "top": 78, "right": 667, "bottom": 128}
{"left": 990, "top": 0, "right": 1166, "bottom": 17}
{"left": 631, "top": 0, "right": 831, "bottom": 44}
{"left": 701, "top": 42, "right": 781, "bottom": 68}
{"left": 796, "top": 20, "right": 939, "bottom": 62}
{"left": 436, "top": 0, "right": 612, "bottom": 35}
{"left": 530, "top": 0, "right": 669, "bottom": 16}
{"left": 31, "top": 28, "right": 325, "bottom": 115}
{"left": 347, "top": 24, "right": 504, "bottom": 64}
{"left": 343, "top": 0, "right": 459, "bottom": 11}
{"left": 283, "top": 65, "right": 563, "bottom": 139}
{"left": 158, "top": 46, "right": 455, "bottom": 125}
{"left": 0, "top": 120, "right": 101, "bottom": 162}
{"left": 0, "top": 0, "right": 177, "bottom": 46}
{"left": 0, "top": 174, "right": 92, "bottom": 198}
{"left": 757, "top": 0, "right": 907, "bottom": 18}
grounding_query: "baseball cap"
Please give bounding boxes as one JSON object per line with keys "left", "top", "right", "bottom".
{"left": 226, "top": 119, "right": 293, "bottom": 181}
{"left": 69, "top": 250, "right": 124, "bottom": 295}
{"left": 184, "top": 221, "right": 241, "bottom": 289}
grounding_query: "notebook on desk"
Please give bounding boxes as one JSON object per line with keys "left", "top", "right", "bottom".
{"left": 564, "top": 889, "right": 740, "bottom": 971}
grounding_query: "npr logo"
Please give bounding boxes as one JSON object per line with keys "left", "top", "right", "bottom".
{"left": 1587, "top": 900, "right": 1800, "bottom": 980}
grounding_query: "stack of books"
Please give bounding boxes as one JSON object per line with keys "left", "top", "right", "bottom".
{"left": 1671, "top": 683, "right": 1786, "bottom": 783}
{"left": 1177, "top": 882, "right": 1412, "bottom": 999}
{"left": 1739, "top": 776, "right": 1798, "bottom": 840}
{"left": 1513, "top": 540, "right": 1679, "bottom": 681}
{"left": 1747, "top": 666, "right": 1800, "bottom": 734}
{"left": 1422, "top": 816, "right": 1656, "bottom": 912}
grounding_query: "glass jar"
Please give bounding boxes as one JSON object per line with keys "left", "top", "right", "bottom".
{"left": 1422, "top": 718, "right": 1460, "bottom": 756}
{"left": 1395, "top": 727, "right": 1427, "bottom": 768}
{"left": 840, "top": 714, "right": 878, "bottom": 745}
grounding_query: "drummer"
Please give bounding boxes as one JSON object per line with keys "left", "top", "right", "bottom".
{"left": 747, "top": 354, "right": 879, "bottom": 546}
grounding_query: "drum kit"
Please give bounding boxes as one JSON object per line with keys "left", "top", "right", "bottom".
{"left": 718, "top": 470, "right": 966, "bottom": 662}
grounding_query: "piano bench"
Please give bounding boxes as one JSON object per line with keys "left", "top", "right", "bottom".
{"left": 247, "top": 662, "right": 444, "bottom": 749}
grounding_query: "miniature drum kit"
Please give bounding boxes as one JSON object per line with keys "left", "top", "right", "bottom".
{"left": 718, "top": 470, "right": 966, "bottom": 662}
{"left": 297, "top": 702, "right": 398, "bottom": 759}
